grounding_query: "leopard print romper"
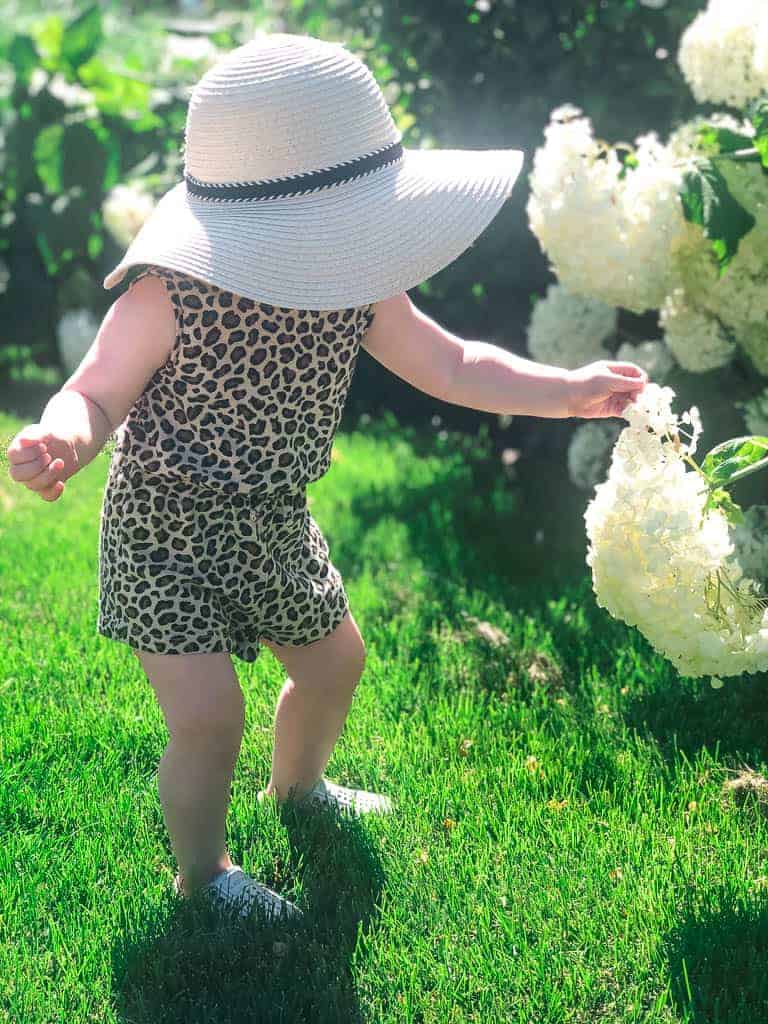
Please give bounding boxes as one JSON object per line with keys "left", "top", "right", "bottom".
{"left": 97, "top": 265, "right": 375, "bottom": 662}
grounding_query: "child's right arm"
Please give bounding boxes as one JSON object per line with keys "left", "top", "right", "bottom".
{"left": 5, "top": 273, "right": 177, "bottom": 502}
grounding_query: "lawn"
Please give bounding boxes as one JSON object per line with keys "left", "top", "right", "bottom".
{"left": 2, "top": 406, "right": 768, "bottom": 1024}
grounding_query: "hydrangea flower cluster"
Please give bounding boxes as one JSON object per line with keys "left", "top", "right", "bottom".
{"left": 102, "top": 183, "right": 156, "bottom": 248}
{"left": 669, "top": 154, "right": 768, "bottom": 379}
{"left": 567, "top": 421, "right": 622, "bottom": 491}
{"left": 527, "top": 108, "right": 688, "bottom": 314}
{"left": 57, "top": 309, "right": 100, "bottom": 377}
{"left": 732, "top": 506, "right": 768, "bottom": 587}
{"left": 584, "top": 383, "right": 768, "bottom": 679}
{"left": 615, "top": 340, "right": 676, "bottom": 381}
{"left": 160, "top": 34, "right": 221, "bottom": 75}
{"left": 526, "top": 283, "right": 617, "bottom": 369}
{"left": 528, "top": 99, "right": 768, "bottom": 380}
{"left": 678, "top": 0, "right": 768, "bottom": 109}
{"left": 739, "top": 387, "right": 768, "bottom": 435}
{"left": 659, "top": 287, "right": 736, "bottom": 372}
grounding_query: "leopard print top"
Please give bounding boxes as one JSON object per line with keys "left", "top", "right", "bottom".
{"left": 109, "top": 265, "right": 375, "bottom": 497}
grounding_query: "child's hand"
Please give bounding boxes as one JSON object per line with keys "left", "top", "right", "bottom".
{"left": 5, "top": 424, "right": 76, "bottom": 501}
{"left": 565, "top": 360, "right": 649, "bottom": 419}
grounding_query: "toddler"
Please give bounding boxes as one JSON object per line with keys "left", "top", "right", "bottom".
{"left": 6, "top": 33, "right": 647, "bottom": 923}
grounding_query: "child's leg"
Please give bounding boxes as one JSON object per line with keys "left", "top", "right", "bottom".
{"left": 260, "top": 609, "right": 365, "bottom": 802}
{"left": 134, "top": 650, "right": 245, "bottom": 896}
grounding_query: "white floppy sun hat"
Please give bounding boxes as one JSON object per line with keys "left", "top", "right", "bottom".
{"left": 103, "top": 32, "right": 524, "bottom": 311}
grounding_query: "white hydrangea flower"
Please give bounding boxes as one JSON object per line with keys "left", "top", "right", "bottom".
{"left": 667, "top": 112, "right": 754, "bottom": 161}
{"left": 526, "top": 282, "right": 617, "bottom": 369}
{"left": 28, "top": 67, "right": 48, "bottom": 96}
{"left": 660, "top": 288, "right": 736, "bottom": 372}
{"left": 754, "top": 14, "right": 768, "bottom": 80}
{"left": 670, "top": 200, "right": 768, "bottom": 379}
{"left": 732, "top": 506, "right": 768, "bottom": 585}
{"left": 161, "top": 34, "right": 221, "bottom": 74}
{"left": 739, "top": 387, "right": 768, "bottom": 435}
{"left": 48, "top": 72, "right": 97, "bottom": 111}
{"left": 57, "top": 309, "right": 100, "bottom": 377}
{"left": 616, "top": 340, "right": 676, "bottom": 381}
{"left": 584, "top": 382, "right": 768, "bottom": 679}
{"left": 102, "top": 183, "right": 156, "bottom": 249}
{"left": 660, "top": 117, "right": 768, "bottom": 376}
{"left": 567, "top": 420, "right": 622, "bottom": 491}
{"left": 527, "top": 108, "right": 687, "bottom": 314}
{"left": 678, "top": 0, "right": 768, "bottom": 108}
{"left": 0, "top": 258, "right": 9, "bottom": 296}
{"left": 739, "top": 325, "right": 768, "bottom": 377}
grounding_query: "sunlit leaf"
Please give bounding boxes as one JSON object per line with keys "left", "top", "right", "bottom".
{"left": 33, "top": 124, "right": 64, "bottom": 194}
{"left": 680, "top": 161, "right": 756, "bottom": 275}
{"left": 701, "top": 435, "right": 768, "bottom": 486}
{"left": 748, "top": 96, "right": 768, "bottom": 168}
{"left": 8, "top": 35, "right": 39, "bottom": 86}
{"left": 61, "top": 5, "right": 103, "bottom": 72}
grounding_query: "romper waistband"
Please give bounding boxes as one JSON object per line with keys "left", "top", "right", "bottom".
{"left": 112, "top": 463, "right": 306, "bottom": 512}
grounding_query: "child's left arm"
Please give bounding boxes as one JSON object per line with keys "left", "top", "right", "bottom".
{"left": 362, "top": 293, "right": 648, "bottom": 420}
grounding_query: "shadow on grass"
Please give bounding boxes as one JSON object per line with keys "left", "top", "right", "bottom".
{"left": 623, "top": 672, "right": 768, "bottom": 769}
{"left": 341, "top": 442, "right": 587, "bottom": 600}
{"left": 664, "top": 895, "right": 768, "bottom": 1023}
{"left": 338, "top": 434, "right": 768, "bottom": 772}
{"left": 111, "top": 805, "right": 385, "bottom": 1024}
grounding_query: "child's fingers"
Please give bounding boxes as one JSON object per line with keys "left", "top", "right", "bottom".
{"left": 8, "top": 451, "right": 52, "bottom": 482}
{"left": 7, "top": 428, "right": 49, "bottom": 462}
{"left": 26, "top": 458, "right": 65, "bottom": 495}
{"left": 605, "top": 374, "right": 647, "bottom": 394}
{"left": 7, "top": 439, "right": 47, "bottom": 465}
{"left": 606, "top": 362, "right": 648, "bottom": 381}
{"left": 38, "top": 479, "right": 65, "bottom": 502}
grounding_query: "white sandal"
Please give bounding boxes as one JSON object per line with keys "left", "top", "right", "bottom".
{"left": 173, "top": 865, "right": 303, "bottom": 923}
{"left": 296, "top": 777, "right": 394, "bottom": 816}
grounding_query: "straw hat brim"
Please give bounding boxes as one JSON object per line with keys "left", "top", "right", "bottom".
{"left": 103, "top": 146, "right": 525, "bottom": 311}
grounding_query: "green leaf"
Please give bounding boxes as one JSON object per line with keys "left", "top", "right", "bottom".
{"left": 748, "top": 96, "right": 768, "bottom": 137}
{"left": 679, "top": 161, "right": 756, "bottom": 275}
{"left": 703, "top": 487, "right": 745, "bottom": 526}
{"left": 697, "top": 124, "right": 755, "bottom": 155}
{"left": 78, "top": 56, "right": 153, "bottom": 120}
{"left": 61, "top": 5, "right": 103, "bottom": 72}
{"left": 61, "top": 122, "right": 107, "bottom": 194}
{"left": 701, "top": 435, "right": 768, "bottom": 486}
{"left": 748, "top": 96, "right": 768, "bottom": 168}
{"left": 618, "top": 153, "right": 639, "bottom": 181}
{"left": 35, "top": 232, "right": 58, "bottom": 276}
{"left": 8, "top": 35, "right": 39, "bottom": 86}
{"left": 33, "top": 124, "right": 64, "bottom": 194}
{"left": 32, "top": 14, "right": 64, "bottom": 64}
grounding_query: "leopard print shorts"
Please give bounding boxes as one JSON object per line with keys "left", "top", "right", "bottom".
{"left": 97, "top": 466, "right": 349, "bottom": 662}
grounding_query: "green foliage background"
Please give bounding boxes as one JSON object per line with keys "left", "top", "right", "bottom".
{"left": 12, "top": 1, "right": 764, "bottom": 555}
{"left": 1, "top": 0, "right": 703, "bottom": 389}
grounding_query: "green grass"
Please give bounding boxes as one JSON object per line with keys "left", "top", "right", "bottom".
{"left": 2, "top": 407, "right": 768, "bottom": 1024}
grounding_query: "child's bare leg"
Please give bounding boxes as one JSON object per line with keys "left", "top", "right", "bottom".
{"left": 135, "top": 650, "right": 245, "bottom": 896}
{"left": 261, "top": 609, "right": 365, "bottom": 802}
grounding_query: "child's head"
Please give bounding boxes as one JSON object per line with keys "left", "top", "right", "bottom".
{"left": 103, "top": 32, "right": 524, "bottom": 313}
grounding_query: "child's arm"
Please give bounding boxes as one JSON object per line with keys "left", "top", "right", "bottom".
{"left": 363, "top": 293, "right": 648, "bottom": 420}
{"left": 5, "top": 274, "right": 177, "bottom": 502}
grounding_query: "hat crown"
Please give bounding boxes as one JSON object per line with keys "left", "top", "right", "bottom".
{"left": 184, "top": 33, "right": 401, "bottom": 185}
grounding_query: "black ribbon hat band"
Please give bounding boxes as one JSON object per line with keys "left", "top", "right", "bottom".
{"left": 185, "top": 140, "right": 404, "bottom": 202}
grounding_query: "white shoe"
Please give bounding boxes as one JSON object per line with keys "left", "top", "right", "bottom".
{"left": 173, "top": 865, "right": 303, "bottom": 923}
{"left": 297, "top": 777, "right": 394, "bottom": 817}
